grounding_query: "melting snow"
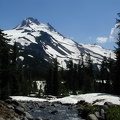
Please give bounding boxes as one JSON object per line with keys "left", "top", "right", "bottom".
{"left": 11, "top": 93, "right": 120, "bottom": 105}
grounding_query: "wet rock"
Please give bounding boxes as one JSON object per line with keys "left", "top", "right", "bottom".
{"left": 12, "top": 100, "right": 20, "bottom": 106}
{"left": 86, "top": 114, "right": 98, "bottom": 120}
{"left": 15, "top": 106, "right": 25, "bottom": 115}
{"left": 38, "top": 103, "right": 45, "bottom": 108}
{"left": 7, "top": 104, "right": 14, "bottom": 110}
{"left": 50, "top": 109, "right": 58, "bottom": 114}
{"left": 35, "top": 116, "right": 43, "bottom": 120}
{"left": 21, "top": 115, "right": 28, "bottom": 120}
{"left": 24, "top": 112, "right": 34, "bottom": 120}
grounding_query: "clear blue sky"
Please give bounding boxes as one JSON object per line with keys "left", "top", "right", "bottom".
{"left": 1, "top": 0, "right": 120, "bottom": 50}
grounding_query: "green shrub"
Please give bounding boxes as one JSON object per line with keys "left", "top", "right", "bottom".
{"left": 106, "top": 106, "right": 120, "bottom": 120}
{"left": 80, "top": 105, "right": 99, "bottom": 118}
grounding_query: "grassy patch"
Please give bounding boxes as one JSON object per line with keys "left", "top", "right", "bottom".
{"left": 106, "top": 106, "right": 120, "bottom": 120}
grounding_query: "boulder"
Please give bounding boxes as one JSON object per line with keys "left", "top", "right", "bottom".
{"left": 94, "top": 111, "right": 101, "bottom": 119}
{"left": 100, "top": 109, "right": 105, "bottom": 119}
{"left": 15, "top": 106, "right": 25, "bottom": 115}
{"left": 24, "top": 112, "right": 34, "bottom": 120}
{"left": 104, "top": 102, "right": 114, "bottom": 107}
{"left": 35, "top": 116, "right": 43, "bottom": 120}
{"left": 86, "top": 114, "right": 98, "bottom": 120}
{"left": 50, "top": 109, "right": 58, "bottom": 114}
{"left": 101, "top": 105, "right": 109, "bottom": 110}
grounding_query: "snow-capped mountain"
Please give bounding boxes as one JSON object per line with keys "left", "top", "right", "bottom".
{"left": 4, "top": 17, "right": 115, "bottom": 69}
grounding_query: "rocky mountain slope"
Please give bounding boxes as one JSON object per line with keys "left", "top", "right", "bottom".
{"left": 4, "top": 17, "right": 115, "bottom": 69}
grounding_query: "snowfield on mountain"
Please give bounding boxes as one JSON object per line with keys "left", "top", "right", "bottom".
{"left": 4, "top": 17, "right": 115, "bottom": 69}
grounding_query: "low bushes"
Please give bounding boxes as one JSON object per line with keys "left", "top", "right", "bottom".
{"left": 106, "top": 106, "right": 120, "bottom": 120}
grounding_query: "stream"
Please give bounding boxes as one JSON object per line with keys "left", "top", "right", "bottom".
{"left": 22, "top": 101, "right": 84, "bottom": 120}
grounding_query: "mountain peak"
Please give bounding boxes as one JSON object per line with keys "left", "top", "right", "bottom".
{"left": 25, "top": 17, "right": 40, "bottom": 25}
{"left": 15, "top": 17, "right": 40, "bottom": 29}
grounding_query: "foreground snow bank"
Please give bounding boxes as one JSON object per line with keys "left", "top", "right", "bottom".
{"left": 11, "top": 93, "right": 120, "bottom": 105}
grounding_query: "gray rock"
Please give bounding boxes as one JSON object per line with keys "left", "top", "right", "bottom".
{"left": 100, "top": 109, "right": 105, "bottom": 119}
{"left": 50, "top": 109, "right": 58, "bottom": 114}
{"left": 94, "top": 111, "right": 101, "bottom": 119}
{"left": 15, "top": 106, "right": 25, "bottom": 115}
{"left": 35, "top": 116, "right": 43, "bottom": 120}
{"left": 24, "top": 112, "right": 34, "bottom": 120}
{"left": 0, "top": 117, "right": 5, "bottom": 120}
{"left": 101, "top": 105, "right": 109, "bottom": 110}
{"left": 21, "top": 116, "right": 28, "bottom": 120}
{"left": 7, "top": 104, "right": 14, "bottom": 110}
{"left": 12, "top": 100, "right": 20, "bottom": 106}
{"left": 86, "top": 114, "right": 98, "bottom": 120}
{"left": 12, "top": 117, "right": 21, "bottom": 120}
{"left": 104, "top": 102, "right": 113, "bottom": 107}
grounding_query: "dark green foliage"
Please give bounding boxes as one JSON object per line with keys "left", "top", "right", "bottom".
{"left": 82, "top": 54, "right": 95, "bottom": 93}
{"left": 106, "top": 106, "right": 120, "bottom": 120}
{"left": 0, "top": 31, "right": 33, "bottom": 98}
{"left": 45, "top": 58, "right": 59, "bottom": 96}
{"left": 99, "top": 57, "right": 110, "bottom": 92}
{"left": 32, "top": 81, "right": 38, "bottom": 93}
{"left": 52, "top": 58, "right": 59, "bottom": 96}
{"left": 66, "top": 59, "right": 74, "bottom": 93}
{"left": 10, "top": 41, "right": 20, "bottom": 95}
{"left": 80, "top": 104, "right": 99, "bottom": 119}
{"left": 113, "top": 15, "right": 120, "bottom": 95}
{"left": 0, "top": 30, "right": 11, "bottom": 99}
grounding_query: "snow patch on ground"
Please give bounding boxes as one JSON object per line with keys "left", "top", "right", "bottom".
{"left": 11, "top": 93, "right": 120, "bottom": 105}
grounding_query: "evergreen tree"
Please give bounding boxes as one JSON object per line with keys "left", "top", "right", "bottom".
{"left": 83, "top": 54, "right": 94, "bottom": 93}
{"left": 113, "top": 15, "right": 120, "bottom": 94}
{"left": 107, "top": 57, "right": 115, "bottom": 93}
{"left": 0, "top": 30, "right": 11, "bottom": 99}
{"left": 45, "top": 58, "right": 59, "bottom": 96}
{"left": 99, "top": 57, "right": 111, "bottom": 93}
{"left": 66, "top": 59, "right": 74, "bottom": 93}
{"left": 52, "top": 58, "right": 59, "bottom": 96}
{"left": 77, "top": 54, "right": 84, "bottom": 92}
{"left": 45, "top": 64, "right": 53, "bottom": 95}
{"left": 11, "top": 41, "right": 20, "bottom": 95}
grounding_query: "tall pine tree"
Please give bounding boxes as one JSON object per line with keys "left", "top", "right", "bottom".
{"left": 11, "top": 41, "right": 20, "bottom": 95}
{"left": 113, "top": 14, "right": 120, "bottom": 94}
{"left": 0, "top": 30, "right": 11, "bottom": 99}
